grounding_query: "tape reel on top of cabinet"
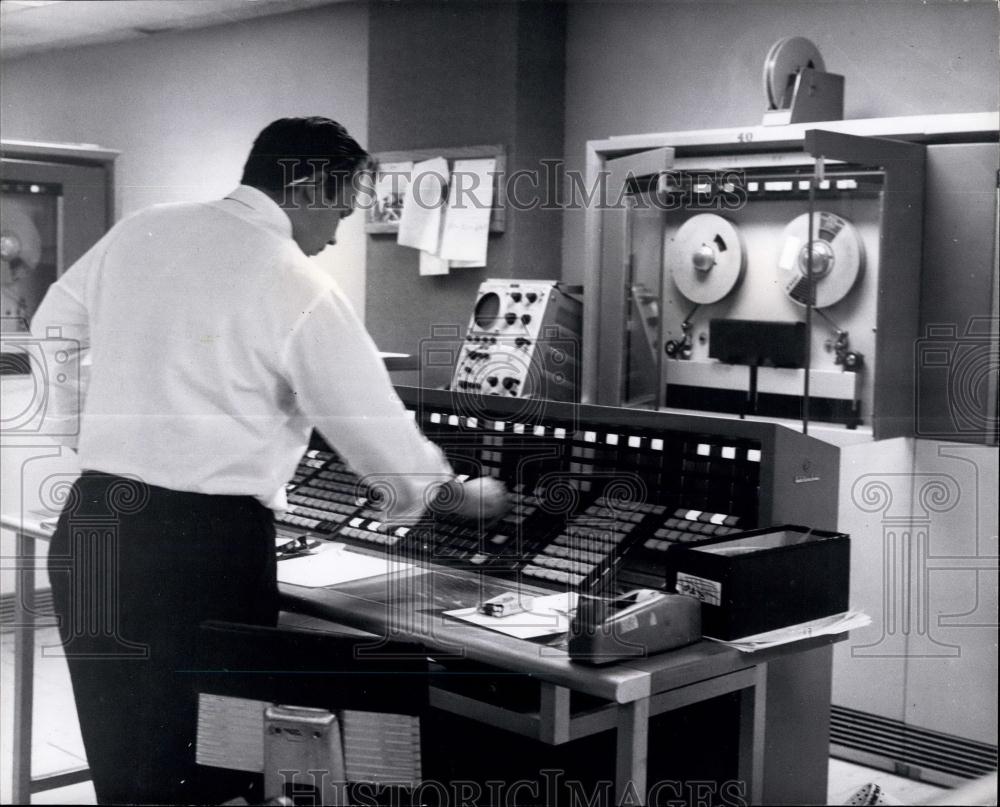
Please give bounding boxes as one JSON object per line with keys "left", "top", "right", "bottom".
{"left": 665, "top": 214, "right": 746, "bottom": 304}
{"left": 762, "top": 36, "right": 825, "bottom": 110}
{"left": 778, "top": 211, "right": 864, "bottom": 308}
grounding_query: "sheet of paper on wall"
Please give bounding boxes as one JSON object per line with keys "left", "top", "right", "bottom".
{"left": 373, "top": 161, "right": 412, "bottom": 227}
{"left": 439, "top": 158, "right": 495, "bottom": 266}
{"left": 419, "top": 250, "right": 450, "bottom": 276}
{"left": 398, "top": 157, "right": 449, "bottom": 252}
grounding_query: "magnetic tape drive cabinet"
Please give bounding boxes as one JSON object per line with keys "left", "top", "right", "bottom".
{"left": 585, "top": 124, "right": 926, "bottom": 440}
{"left": 1, "top": 141, "right": 116, "bottom": 372}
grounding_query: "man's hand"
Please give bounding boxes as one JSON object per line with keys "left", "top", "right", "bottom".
{"left": 432, "top": 476, "right": 510, "bottom": 521}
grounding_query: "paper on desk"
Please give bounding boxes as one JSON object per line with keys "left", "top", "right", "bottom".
{"left": 445, "top": 592, "right": 578, "bottom": 639}
{"left": 438, "top": 158, "right": 495, "bottom": 266}
{"left": 277, "top": 542, "right": 411, "bottom": 588}
{"left": 399, "top": 157, "right": 449, "bottom": 253}
{"left": 706, "top": 611, "right": 871, "bottom": 653}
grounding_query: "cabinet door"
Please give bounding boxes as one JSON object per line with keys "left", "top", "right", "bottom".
{"left": 917, "top": 143, "right": 999, "bottom": 445}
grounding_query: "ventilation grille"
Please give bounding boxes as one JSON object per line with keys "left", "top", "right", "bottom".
{"left": 0, "top": 589, "right": 56, "bottom": 632}
{"left": 831, "top": 705, "right": 998, "bottom": 781}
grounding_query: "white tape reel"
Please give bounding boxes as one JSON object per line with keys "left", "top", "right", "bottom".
{"left": 778, "top": 211, "right": 864, "bottom": 308}
{"left": 665, "top": 214, "right": 746, "bottom": 305}
{"left": 763, "top": 36, "right": 825, "bottom": 109}
{"left": 0, "top": 201, "right": 42, "bottom": 273}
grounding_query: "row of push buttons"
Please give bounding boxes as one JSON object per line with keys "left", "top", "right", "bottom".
{"left": 288, "top": 492, "right": 358, "bottom": 516}
{"left": 643, "top": 509, "right": 742, "bottom": 552}
{"left": 277, "top": 512, "right": 322, "bottom": 530}
{"left": 523, "top": 496, "right": 635, "bottom": 587}
{"left": 339, "top": 517, "right": 407, "bottom": 547}
{"left": 521, "top": 564, "right": 586, "bottom": 587}
{"left": 304, "top": 478, "right": 363, "bottom": 499}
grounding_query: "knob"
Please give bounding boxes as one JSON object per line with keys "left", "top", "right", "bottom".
{"left": 515, "top": 337, "right": 530, "bottom": 348}
{"left": 692, "top": 244, "right": 716, "bottom": 273}
{"left": 665, "top": 340, "right": 679, "bottom": 358}
{"left": 487, "top": 376, "right": 498, "bottom": 386}
{"left": 844, "top": 351, "right": 865, "bottom": 372}
{"left": 502, "top": 377, "right": 517, "bottom": 390}
{"left": 505, "top": 312, "right": 517, "bottom": 325}
{"left": 511, "top": 292, "right": 522, "bottom": 302}
{"left": 526, "top": 292, "right": 538, "bottom": 303}
{"left": 521, "top": 314, "right": 532, "bottom": 325}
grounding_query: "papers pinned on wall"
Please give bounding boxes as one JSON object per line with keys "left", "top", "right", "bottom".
{"left": 398, "top": 157, "right": 449, "bottom": 253}
{"left": 404, "top": 158, "right": 496, "bottom": 274}
{"left": 418, "top": 251, "right": 450, "bottom": 276}
{"left": 438, "top": 158, "right": 496, "bottom": 267}
{"left": 367, "top": 147, "right": 504, "bottom": 276}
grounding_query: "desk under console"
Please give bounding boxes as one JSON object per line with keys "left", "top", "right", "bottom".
{"left": 276, "top": 387, "right": 844, "bottom": 805}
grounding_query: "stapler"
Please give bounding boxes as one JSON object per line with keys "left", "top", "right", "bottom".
{"left": 568, "top": 589, "right": 701, "bottom": 665}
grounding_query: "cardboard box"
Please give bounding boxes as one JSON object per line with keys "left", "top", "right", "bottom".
{"left": 664, "top": 525, "right": 850, "bottom": 640}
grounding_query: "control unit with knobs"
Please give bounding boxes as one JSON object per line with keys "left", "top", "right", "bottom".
{"left": 451, "top": 279, "right": 582, "bottom": 401}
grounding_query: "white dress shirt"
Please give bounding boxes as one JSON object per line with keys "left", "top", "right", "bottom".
{"left": 30, "top": 185, "right": 452, "bottom": 511}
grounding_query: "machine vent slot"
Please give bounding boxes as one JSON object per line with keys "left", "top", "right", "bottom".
{"left": 830, "top": 705, "right": 998, "bottom": 782}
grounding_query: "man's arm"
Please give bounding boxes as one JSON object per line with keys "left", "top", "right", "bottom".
{"left": 282, "top": 284, "right": 458, "bottom": 520}
{"left": 29, "top": 258, "right": 94, "bottom": 451}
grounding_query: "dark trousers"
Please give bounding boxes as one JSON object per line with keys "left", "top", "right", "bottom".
{"left": 48, "top": 471, "right": 278, "bottom": 805}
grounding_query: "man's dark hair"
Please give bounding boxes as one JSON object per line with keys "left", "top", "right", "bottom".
{"left": 241, "top": 117, "right": 373, "bottom": 200}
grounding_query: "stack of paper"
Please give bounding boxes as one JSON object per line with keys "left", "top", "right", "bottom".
{"left": 706, "top": 611, "right": 871, "bottom": 653}
{"left": 445, "top": 592, "right": 578, "bottom": 639}
{"left": 276, "top": 542, "right": 411, "bottom": 588}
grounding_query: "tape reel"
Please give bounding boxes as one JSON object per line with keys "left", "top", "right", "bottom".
{"left": 0, "top": 200, "right": 42, "bottom": 273}
{"left": 763, "top": 36, "right": 825, "bottom": 109}
{"left": 666, "top": 214, "right": 746, "bottom": 304}
{"left": 778, "top": 211, "right": 864, "bottom": 308}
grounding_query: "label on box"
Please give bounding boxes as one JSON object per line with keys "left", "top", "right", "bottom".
{"left": 676, "top": 573, "right": 722, "bottom": 606}
{"left": 620, "top": 614, "right": 640, "bottom": 634}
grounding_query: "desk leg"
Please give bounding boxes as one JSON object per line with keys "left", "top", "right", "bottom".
{"left": 737, "top": 665, "right": 767, "bottom": 806}
{"left": 615, "top": 697, "right": 649, "bottom": 806}
{"left": 12, "top": 529, "right": 36, "bottom": 805}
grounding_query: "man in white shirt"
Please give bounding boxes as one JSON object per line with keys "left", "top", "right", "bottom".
{"left": 31, "top": 116, "right": 506, "bottom": 805}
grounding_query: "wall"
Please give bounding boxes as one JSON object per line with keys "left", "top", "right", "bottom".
{"left": 0, "top": 2, "right": 370, "bottom": 314}
{"left": 366, "top": 1, "right": 566, "bottom": 387}
{"left": 562, "top": 0, "right": 1000, "bottom": 283}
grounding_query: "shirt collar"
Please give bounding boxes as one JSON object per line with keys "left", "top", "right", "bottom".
{"left": 222, "top": 185, "right": 293, "bottom": 239}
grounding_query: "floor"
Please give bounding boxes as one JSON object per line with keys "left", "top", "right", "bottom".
{"left": 1, "top": 626, "right": 949, "bottom": 806}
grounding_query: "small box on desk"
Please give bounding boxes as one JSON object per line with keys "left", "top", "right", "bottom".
{"left": 664, "top": 525, "right": 849, "bottom": 640}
